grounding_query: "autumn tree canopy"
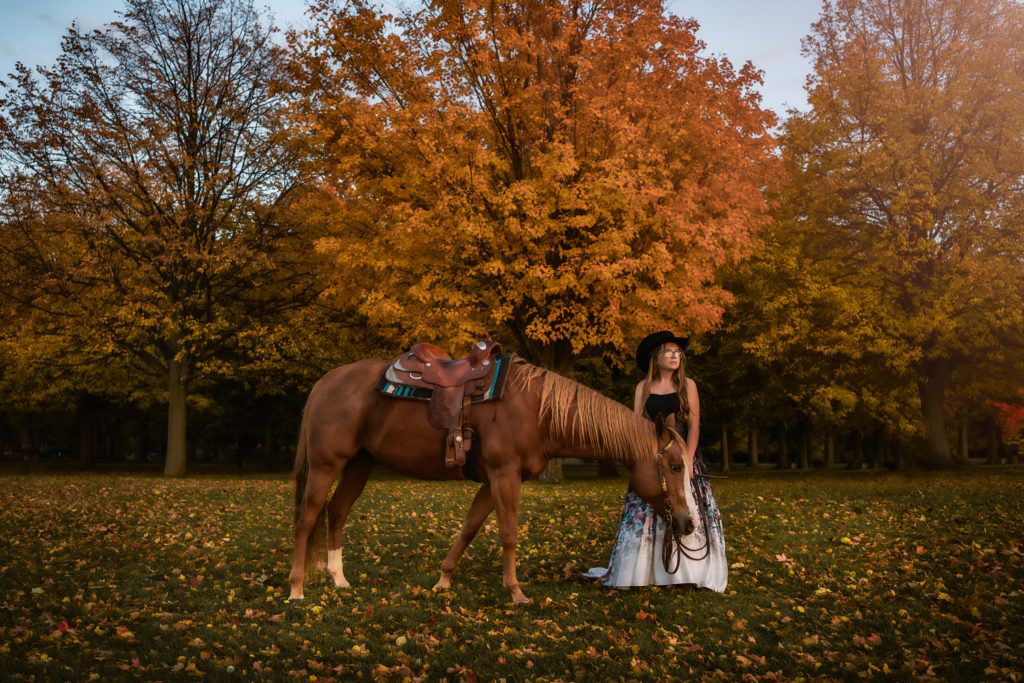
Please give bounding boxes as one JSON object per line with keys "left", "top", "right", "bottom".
{"left": 774, "top": 0, "right": 1024, "bottom": 466}
{"left": 0, "top": 0, "right": 317, "bottom": 475}
{"left": 6, "top": 0, "right": 1021, "bottom": 473}
{"left": 285, "top": 0, "right": 781, "bottom": 371}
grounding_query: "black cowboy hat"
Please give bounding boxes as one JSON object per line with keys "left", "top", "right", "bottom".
{"left": 635, "top": 331, "right": 689, "bottom": 373}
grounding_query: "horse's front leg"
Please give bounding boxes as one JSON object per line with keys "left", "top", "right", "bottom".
{"left": 434, "top": 484, "right": 494, "bottom": 591}
{"left": 325, "top": 453, "right": 374, "bottom": 588}
{"left": 489, "top": 472, "right": 530, "bottom": 606}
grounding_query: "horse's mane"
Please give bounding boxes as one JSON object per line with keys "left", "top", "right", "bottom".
{"left": 509, "top": 357, "right": 657, "bottom": 464}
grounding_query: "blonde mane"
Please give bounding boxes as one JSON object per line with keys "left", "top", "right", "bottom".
{"left": 510, "top": 358, "right": 657, "bottom": 464}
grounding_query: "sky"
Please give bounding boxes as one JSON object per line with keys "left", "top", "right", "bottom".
{"left": 0, "top": 0, "right": 823, "bottom": 116}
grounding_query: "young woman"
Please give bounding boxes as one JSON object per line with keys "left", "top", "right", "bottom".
{"left": 585, "top": 331, "right": 727, "bottom": 591}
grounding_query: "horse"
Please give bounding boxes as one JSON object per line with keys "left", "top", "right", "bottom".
{"left": 289, "top": 354, "right": 698, "bottom": 606}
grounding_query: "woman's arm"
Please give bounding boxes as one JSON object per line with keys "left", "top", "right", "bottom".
{"left": 633, "top": 381, "right": 645, "bottom": 415}
{"left": 684, "top": 378, "right": 700, "bottom": 472}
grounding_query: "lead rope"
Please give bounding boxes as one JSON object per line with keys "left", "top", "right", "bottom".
{"left": 681, "top": 477, "right": 712, "bottom": 559}
{"left": 655, "top": 450, "right": 680, "bottom": 574}
{"left": 660, "top": 474, "right": 712, "bottom": 573}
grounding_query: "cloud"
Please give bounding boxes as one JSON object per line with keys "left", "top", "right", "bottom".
{"left": 34, "top": 11, "right": 59, "bottom": 28}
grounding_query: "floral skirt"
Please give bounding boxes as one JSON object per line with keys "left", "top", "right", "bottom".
{"left": 585, "top": 452, "right": 727, "bottom": 591}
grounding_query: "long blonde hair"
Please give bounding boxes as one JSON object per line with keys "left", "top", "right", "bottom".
{"left": 639, "top": 343, "right": 690, "bottom": 421}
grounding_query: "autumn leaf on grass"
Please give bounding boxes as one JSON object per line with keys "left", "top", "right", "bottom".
{"left": 635, "top": 610, "right": 656, "bottom": 623}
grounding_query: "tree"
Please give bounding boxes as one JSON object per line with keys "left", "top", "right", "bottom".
{"left": 710, "top": 193, "right": 921, "bottom": 470}
{"left": 780, "top": 0, "right": 1024, "bottom": 467}
{"left": 0, "top": 0, "right": 315, "bottom": 476}
{"left": 992, "top": 389, "right": 1024, "bottom": 459}
{"left": 285, "top": 0, "right": 780, "bottom": 373}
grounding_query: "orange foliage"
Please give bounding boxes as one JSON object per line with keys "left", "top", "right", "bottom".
{"left": 769, "top": 0, "right": 1024, "bottom": 465}
{"left": 992, "top": 393, "right": 1024, "bottom": 444}
{"left": 284, "top": 0, "right": 780, "bottom": 368}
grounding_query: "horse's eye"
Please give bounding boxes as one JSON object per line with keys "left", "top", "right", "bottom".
{"left": 670, "top": 464, "right": 683, "bottom": 473}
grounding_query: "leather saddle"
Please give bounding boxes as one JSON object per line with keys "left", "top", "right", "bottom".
{"left": 385, "top": 334, "right": 503, "bottom": 468}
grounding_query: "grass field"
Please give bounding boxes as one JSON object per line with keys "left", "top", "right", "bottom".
{"left": 1, "top": 468, "right": 1022, "bottom": 681}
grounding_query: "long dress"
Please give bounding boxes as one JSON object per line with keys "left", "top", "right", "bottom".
{"left": 585, "top": 392, "right": 728, "bottom": 591}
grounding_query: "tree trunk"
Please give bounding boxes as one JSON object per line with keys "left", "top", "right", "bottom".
{"left": 538, "top": 458, "right": 563, "bottom": 483}
{"left": 140, "top": 421, "right": 152, "bottom": 464}
{"left": 263, "top": 420, "right": 275, "bottom": 470}
{"left": 957, "top": 419, "right": 969, "bottom": 464}
{"left": 111, "top": 420, "right": 123, "bottom": 462}
{"left": 986, "top": 417, "right": 1001, "bottom": 465}
{"left": 19, "top": 418, "right": 36, "bottom": 474}
{"left": 917, "top": 358, "right": 954, "bottom": 468}
{"left": 164, "top": 358, "right": 188, "bottom": 477}
{"left": 798, "top": 423, "right": 810, "bottom": 469}
{"left": 536, "top": 341, "right": 573, "bottom": 377}
{"left": 720, "top": 421, "right": 730, "bottom": 474}
{"left": 825, "top": 427, "right": 834, "bottom": 468}
{"left": 79, "top": 400, "right": 96, "bottom": 469}
{"left": 851, "top": 430, "right": 864, "bottom": 469}
{"left": 777, "top": 422, "right": 790, "bottom": 469}
{"left": 748, "top": 422, "right": 759, "bottom": 467}
{"left": 872, "top": 427, "right": 884, "bottom": 470}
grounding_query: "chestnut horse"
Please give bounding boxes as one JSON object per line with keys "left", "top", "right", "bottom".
{"left": 289, "top": 355, "right": 697, "bottom": 605}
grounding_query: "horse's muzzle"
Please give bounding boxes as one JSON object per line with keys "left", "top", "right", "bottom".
{"left": 672, "top": 511, "right": 695, "bottom": 537}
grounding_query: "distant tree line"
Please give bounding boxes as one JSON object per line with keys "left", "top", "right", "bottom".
{"left": 1, "top": 0, "right": 1021, "bottom": 476}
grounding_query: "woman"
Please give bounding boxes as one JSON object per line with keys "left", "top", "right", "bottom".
{"left": 586, "top": 331, "right": 727, "bottom": 591}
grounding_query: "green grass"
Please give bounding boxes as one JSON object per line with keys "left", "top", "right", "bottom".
{"left": 1, "top": 469, "right": 1022, "bottom": 681}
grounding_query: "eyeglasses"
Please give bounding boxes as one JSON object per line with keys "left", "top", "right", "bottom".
{"left": 660, "top": 349, "right": 682, "bottom": 357}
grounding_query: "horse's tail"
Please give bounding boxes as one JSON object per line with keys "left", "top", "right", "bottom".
{"left": 293, "top": 403, "right": 310, "bottom": 525}
{"left": 293, "top": 402, "right": 326, "bottom": 573}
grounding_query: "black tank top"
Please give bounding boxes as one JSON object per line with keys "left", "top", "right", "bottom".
{"left": 645, "top": 392, "right": 680, "bottom": 422}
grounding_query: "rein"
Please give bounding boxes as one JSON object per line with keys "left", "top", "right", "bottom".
{"left": 656, "top": 441, "right": 711, "bottom": 573}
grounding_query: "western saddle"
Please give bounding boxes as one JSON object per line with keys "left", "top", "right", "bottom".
{"left": 385, "top": 334, "right": 503, "bottom": 468}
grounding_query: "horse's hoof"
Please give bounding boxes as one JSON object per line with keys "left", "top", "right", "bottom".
{"left": 511, "top": 593, "right": 531, "bottom": 606}
{"left": 333, "top": 579, "right": 350, "bottom": 589}
{"left": 288, "top": 591, "right": 304, "bottom": 601}
{"left": 432, "top": 574, "right": 452, "bottom": 591}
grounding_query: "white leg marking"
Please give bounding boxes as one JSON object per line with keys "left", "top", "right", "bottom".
{"left": 327, "top": 548, "right": 350, "bottom": 588}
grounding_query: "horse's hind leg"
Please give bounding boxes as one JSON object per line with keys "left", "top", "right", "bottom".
{"left": 433, "top": 484, "right": 494, "bottom": 591}
{"left": 325, "top": 452, "right": 374, "bottom": 589}
{"left": 289, "top": 463, "right": 342, "bottom": 600}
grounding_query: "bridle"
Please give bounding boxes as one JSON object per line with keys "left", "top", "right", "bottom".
{"left": 656, "top": 438, "right": 711, "bottom": 573}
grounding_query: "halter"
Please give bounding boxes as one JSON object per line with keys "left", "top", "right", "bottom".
{"left": 656, "top": 439, "right": 711, "bottom": 573}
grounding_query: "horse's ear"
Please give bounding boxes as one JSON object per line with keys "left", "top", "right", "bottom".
{"left": 654, "top": 413, "right": 666, "bottom": 438}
